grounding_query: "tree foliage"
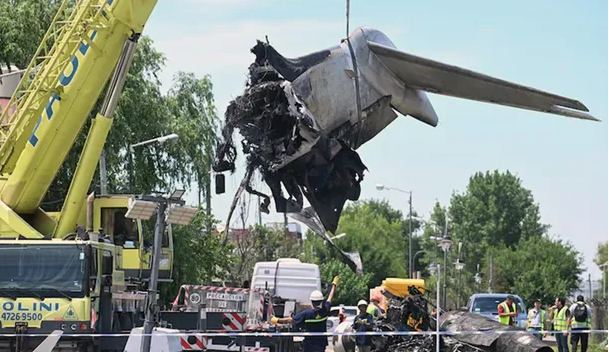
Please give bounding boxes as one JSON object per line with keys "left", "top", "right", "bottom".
{"left": 0, "top": 1, "right": 228, "bottom": 299}
{"left": 159, "top": 212, "right": 235, "bottom": 305}
{"left": 491, "top": 235, "right": 582, "bottom": 306}
{"left": 334, "top": 200, "right": 416, "bottom": 286}
{"left": 594, "top": 241, "right": 608, "bottom": 270}
{"left": 0, "top": 0, "right": 60, "bottom": 70}
{"left": 449, "top": 170, "right": 549, "bottom": 270}
{"left": 417, "top": 170, "right": 584, "bottom": 310}
{"left": 319, "top": 259, "right": 373, "bottom": 305}
{"left": 228, "top": 222, "right": 302, "bottom": 285}
{"left": 594, "top": 241, "right": 608, "bottom": 296}
{"left": 40, "top": 35, "right": 219, "bottom": 209}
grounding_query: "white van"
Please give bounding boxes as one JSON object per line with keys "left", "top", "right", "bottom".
{"left": 250, "top": 258, "right": 321, "bottom": 312}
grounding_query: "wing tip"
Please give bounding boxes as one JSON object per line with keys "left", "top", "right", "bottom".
{"left": 549, "top": 105, "right": 600, "bottom": 122}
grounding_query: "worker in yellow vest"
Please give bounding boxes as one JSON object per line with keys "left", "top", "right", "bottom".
{"left": 367, "top": 295, "right": 384, "bottom": 319}
{"left": 526, "top": 299, "right": 547, "bottom": 340}
{"left": 497, "top": 295, "right": 518, "bottom": 326}
{"left": 550, "top": 297, "right": 570, "bottom": 352}
{"left": 568, "top": 295, "right": 592, "bottom": 352}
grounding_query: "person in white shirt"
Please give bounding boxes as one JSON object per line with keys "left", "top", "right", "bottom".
{"left": 568, "top": 295, "right": 592, "bottom": 352}
{"left": 526, "top": 299, "right": 547, "bottom": 340}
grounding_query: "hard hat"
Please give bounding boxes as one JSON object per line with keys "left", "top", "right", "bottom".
{"left": 310, "top": 290, "right": 325, "bottom": 309}
{"left": 357, "top": 300, "right": 368, "bottom": 307}
{"left": 310, "top": 290, "right": 325, "bottom": 301}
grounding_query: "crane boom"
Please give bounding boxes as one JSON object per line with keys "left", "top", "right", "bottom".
{"left": 0, "top": 0, "right": 157, "bottom": 217}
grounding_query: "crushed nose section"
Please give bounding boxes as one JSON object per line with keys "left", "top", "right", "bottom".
{"left": 292, "top": 138, "right": 367, "bottom": 232}
{"left": 214, "top": 40, "right": 369, "bottom": 238}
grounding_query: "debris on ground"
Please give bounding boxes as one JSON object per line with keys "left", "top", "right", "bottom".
{"left": 440, "top": 311, "right": 553, "bottom": 352}
{"left": 346, "top": 289, "right": 554, "bottom": 352}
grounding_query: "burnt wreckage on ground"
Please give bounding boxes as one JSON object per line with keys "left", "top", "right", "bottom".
{"left": 333, "top": 287, "right": 552, "bottom": 352}
{"left": 213, "top": 26, "right": 597, "bottom": 270}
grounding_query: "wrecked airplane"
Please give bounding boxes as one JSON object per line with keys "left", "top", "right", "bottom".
{"left": 333, "top": 289, "right": 553, "bottom": 352}
{"left": 213, "top": 26, "right": 597, "bottom": 271}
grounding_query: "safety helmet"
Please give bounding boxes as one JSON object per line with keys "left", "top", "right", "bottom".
{"left": 310, "top": 290, "right": 325, "bottom": 309}
{"left": 357, "top": 300, "right": 368, "bottom": 308}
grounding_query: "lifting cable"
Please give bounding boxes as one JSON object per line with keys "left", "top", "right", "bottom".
{"left": 344, "top": 0, "right": 363, "bottom": 149}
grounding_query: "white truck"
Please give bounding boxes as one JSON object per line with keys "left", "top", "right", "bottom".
{"left": 251, "top": 258, "right": 321, "bottom": 315}
{"left": 161, "top": 258, "right": 322, "bottom": 351}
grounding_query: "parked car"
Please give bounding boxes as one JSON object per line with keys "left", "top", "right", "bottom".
{"left": 465, "top": 293, "right": 528, "bottom": 328}
{"left": 327, "top": 305, "right": 358, "bottom": 332}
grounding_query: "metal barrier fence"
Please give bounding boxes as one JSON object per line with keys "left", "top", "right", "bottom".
{"left": 592, "top": 297, "right": 608, "bottom": 343}
{"left": 1, "top": 329, "right": 607, "bottom": 337}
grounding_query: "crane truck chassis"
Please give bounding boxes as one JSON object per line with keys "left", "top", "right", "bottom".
{"left": 0, "top": 0, "right": 170, "bottom": 351}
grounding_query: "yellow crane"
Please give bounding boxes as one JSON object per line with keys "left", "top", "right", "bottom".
{"left": 0, "top": 1, "right": 172, "bottom": 351}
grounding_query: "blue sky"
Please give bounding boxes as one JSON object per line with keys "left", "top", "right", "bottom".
{"left": 142, "top": 0, "right": 608, "bottom": 280}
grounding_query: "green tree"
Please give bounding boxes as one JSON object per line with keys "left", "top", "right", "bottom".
{"left": 449, "top": 170, "right": 550, "bottom": 271}
{"left": 319, "top": 259, "right": 373, "bottom": 305}
{"left": 0, "top": 0, "right": 60, "bottom": 69}
{"left": 166, "top": 71, "right": 219, "bottom": 209}
{"left": 419, "top": 171, "right": 585, "bottom": 309}
{"left": 418, "top": 202, "right": 449, "bottom": 274}
{"left": 228, "top": 216, "right": 303, "bottom": 285}
{"left": 593, "top": 241, "right": 608, "bottom": 297}
{"left": 42, "top": 36, "right": 219, "bottom": 209}
{"left": 158, "top": 212, "right": 235, "bottom": 305}
{"left": 491, "top": 235, "right": 583, "bottom": 306}
{"left": 333, "top": 200, "right": 412, "bottom": 286}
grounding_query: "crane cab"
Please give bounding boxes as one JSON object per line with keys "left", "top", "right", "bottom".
{"left": 47, "top": 194, "right": 175, "bottom": 288}
{"left": 92, "top": 195, "right": 174, "bottom": 287}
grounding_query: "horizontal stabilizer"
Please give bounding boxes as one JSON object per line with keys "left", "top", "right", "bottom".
{"left": 367, "top": 41, "right": 599, "bottom": 121}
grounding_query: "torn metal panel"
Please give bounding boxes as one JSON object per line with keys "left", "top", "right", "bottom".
{"left": 214, "top": 26, "right": 597, "bottom": 273}
{"left": 289, "top": 207, "right": 363, "bottom": 276}
{"left": 440, "top": 311, "right": 553, "bottom": 352}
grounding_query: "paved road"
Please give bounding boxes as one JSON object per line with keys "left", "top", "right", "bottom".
{"left": 543, "top": 335, "right": 557, "bottom": 346}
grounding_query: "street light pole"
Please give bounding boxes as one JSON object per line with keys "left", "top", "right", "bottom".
{"left": 443, "top": 247, "right": 447, "bottom": 310}
{"left": 436, "top": 263, "right": 441, "bottom": 352}
{"left": 129, "top": 191, "right": 196, "bottom": 352}
{"left": 432, "top": 235, "right": 452, "bottom": 312}
{"left": 408, "top": 191, "right": 413, "bottom": 279}
{"left": 128, "top": 134, "right": 179, "bottom": 193}
{"left": 140, "top": 200, "right": 167, "bottom": 352}
{"left": 455, "top": 242, "right": 464, "bottom": 308}
{"left": 375, "top": 183, "right": 413, "bottom": 278}
{"left": 128, "top": 144, "right": 134, "bottom": 193}
{"left": 474, "top": 263, "right": 481, "bottom": 292}
{"left": 412, "top": 250, "right": 427, "bottom": 276}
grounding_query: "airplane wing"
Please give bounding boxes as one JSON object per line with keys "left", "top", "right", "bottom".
{"left": 367, "top": 41, "right": 599, "bottom": 121}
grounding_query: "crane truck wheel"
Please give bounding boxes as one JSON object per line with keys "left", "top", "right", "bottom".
{"left": 333, "top": 321, "right": 355, "bottom": 352}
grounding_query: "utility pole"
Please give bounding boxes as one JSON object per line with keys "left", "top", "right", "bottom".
{"left": 442, "top": 248, "right": 447, "bottom": 311}
{"left": 257, "top": 196, "right": 262, "bottom": 226}
{"left": 283, "top": 211, "right": 289, "bottom": 237}
{"left": 588, "top": 273, "right": 592, "bottom": 299}
{"left": 140, "top": 200, "right": 167, "bottom": 352}
{"left": 436, "top": 263, "right": 441, "bottom": 352}
{"left": 374, "top": 184, "right": 414, "bottom": 277}
{"left": 408, "top": 191, "right": 413, "bottom": 278}
{"left": 205, "top": 159, "right": 212, "bottom": 234}
{"left": 488, "top": 252, "right": 494, "bottom": 294}
{"left": 134, "top": 191, "right": 194, "bottom": 352}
